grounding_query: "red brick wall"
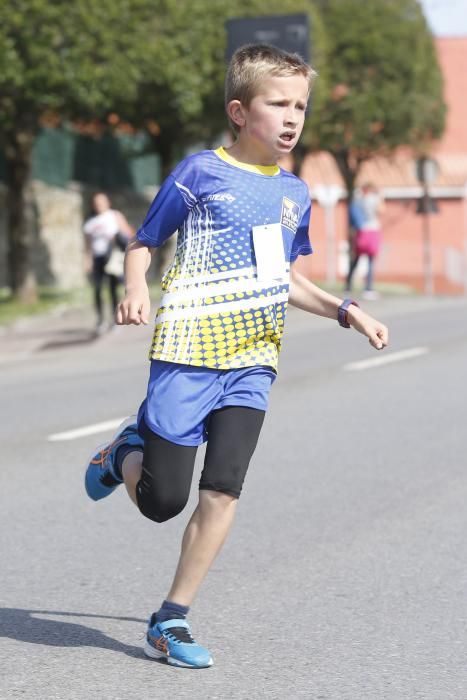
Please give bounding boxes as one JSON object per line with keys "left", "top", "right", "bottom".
{"left": 294, "top": 37, "right": 467, "bottom": 296}
{"left": 295, "top": 198, "right": 466, "bottom": 295}
{"left": 434, "top": 38, "right": 467, "bottom": 155}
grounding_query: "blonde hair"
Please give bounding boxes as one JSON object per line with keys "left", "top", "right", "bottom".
{"left": 225, "top": 44, "right": 317, "bottom": 133}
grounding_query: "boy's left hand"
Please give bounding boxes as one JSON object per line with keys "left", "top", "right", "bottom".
{"left": 347, "top": 306, "right": 388, "bottom": 350}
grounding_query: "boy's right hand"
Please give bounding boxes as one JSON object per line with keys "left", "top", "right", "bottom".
{"left": 116, "top": 287, "right": 150, "bottom": 325}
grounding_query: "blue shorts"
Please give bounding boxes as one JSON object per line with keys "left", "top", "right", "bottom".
{"left": 138, "top": 360, "right": 276, "bottom": 446}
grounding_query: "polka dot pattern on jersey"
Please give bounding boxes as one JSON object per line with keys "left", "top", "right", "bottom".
{"left": 148, "top": 149, "right": 312, "bottom": 371}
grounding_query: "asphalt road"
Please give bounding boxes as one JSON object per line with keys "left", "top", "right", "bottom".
{"left": 1, "top": 296, "right": 467, "bottom": 699}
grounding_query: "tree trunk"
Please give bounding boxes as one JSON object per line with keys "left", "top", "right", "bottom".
{"left": 292, "top": 143, "right": 307, "bottom": 177}
{"left": 332, "top": 150, "right": 360, "bottom": 273}
{"left": 5, "top": 130, "right": 37, "bottom": 303}
{"left": 333, "top": 150, "right": 357, "bottom": 211}
{"left": 333, "top": 150, "right": 359, "bottom": 233}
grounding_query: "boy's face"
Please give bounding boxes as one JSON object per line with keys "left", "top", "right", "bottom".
{"left": 230, "top": 74, "right": 309, "bottom": 164}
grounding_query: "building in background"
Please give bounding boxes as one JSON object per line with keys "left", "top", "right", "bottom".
{"left": 297, "top": 36, "right": 467, "bottom": 295}
{"left": 1, "top": 37, "right": 466, "bottom": 295}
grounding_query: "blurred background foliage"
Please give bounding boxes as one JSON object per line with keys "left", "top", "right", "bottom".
{"left": 0, "top": 0, "right": 445, "bottom": 301}
{"left": 313, "top": 0, "right": 445, "bottom": 195}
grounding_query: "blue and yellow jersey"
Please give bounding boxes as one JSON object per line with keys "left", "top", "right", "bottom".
{"left": 137, "top": 147, "right": 313, "bottom": 371}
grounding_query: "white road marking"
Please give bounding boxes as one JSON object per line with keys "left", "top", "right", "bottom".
{"left": 48, "top": 418, "right": 126, "bottom": 442}
{"left": 343, "top": 346, "right": 429, "bottom": 371}
{"left": 48, "top": 347, "right": 429, "bottom": 439}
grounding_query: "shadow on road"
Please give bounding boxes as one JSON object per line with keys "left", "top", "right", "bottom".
{"left": 38, "top": 328, "right": 101, "bottom": 351}
{"left": 0, "top": 607, "right": 146, "bottom": 659}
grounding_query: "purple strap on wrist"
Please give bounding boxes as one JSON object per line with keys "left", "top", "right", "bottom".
{"left": 338, "top": 298, "right": 359, "bottom": 328}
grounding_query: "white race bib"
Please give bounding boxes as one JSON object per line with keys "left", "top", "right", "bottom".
{"left": 252, "top": 223, "right": 287, "bottom": 283}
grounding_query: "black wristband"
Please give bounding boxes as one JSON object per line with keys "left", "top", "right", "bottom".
{"left": 338, "top": 298, "right": 359, "bottom": 328}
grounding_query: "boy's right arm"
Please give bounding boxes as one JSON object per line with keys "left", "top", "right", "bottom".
{"left": 115, "top": 154, "right": 198, "bottom": 325}
{"left": 116, "top": 238, "right": 152, "bottom": 325}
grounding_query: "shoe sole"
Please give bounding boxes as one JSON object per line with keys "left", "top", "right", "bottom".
{"left": 84, "top": 415, "right": 137, "bottom": 500}
{"left": 143, "top": 640, "right": 213, "bottom": 668}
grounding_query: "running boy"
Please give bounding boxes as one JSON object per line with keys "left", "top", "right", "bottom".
{"left": 85, "top": 44, "right": 388, "bottom": 669}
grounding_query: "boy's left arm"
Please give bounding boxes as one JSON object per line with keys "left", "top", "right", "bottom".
{"left": 288, "top": 266, "right": 388, "bottom": 350}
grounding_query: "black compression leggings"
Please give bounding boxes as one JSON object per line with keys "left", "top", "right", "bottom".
{"left": 136, "top": 406, "right": 265, "bottom": 523}
{"left": 92, "top": 255, "right": 119, "bottom": 322}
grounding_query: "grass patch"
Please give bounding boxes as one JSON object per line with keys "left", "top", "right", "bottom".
{"left": 0, "top": 283, "right": 162, "bottom": 328}
{"left": 0, "top": 286, "right": 93, "bottom": 327}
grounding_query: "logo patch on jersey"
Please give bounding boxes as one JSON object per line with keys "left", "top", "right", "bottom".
{"left": 281, "top": 197, "right": 300, "bottom": 232}
{"left": 206, "top": 193, "right": 236, "bottom": 203}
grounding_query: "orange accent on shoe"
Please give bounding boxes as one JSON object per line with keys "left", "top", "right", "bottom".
{"left": 90, "top": 436, "right": 128, "bottom": 467}
{"left": 149, "top": 633, "right": 169, "bottom": 654}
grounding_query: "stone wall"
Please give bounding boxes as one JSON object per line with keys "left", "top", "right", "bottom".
{"left": 31, "top": 182, "right": 86, "bottom": 288}
{"left": 0, "top": 182, "right": 158, "bottom": 290}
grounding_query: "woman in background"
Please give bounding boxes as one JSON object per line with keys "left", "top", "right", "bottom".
{"left": 84, "top": 192, "right": 133, "bottom": 332}
{"left": 345, "top": 182, "right": 385, "bottom": 299}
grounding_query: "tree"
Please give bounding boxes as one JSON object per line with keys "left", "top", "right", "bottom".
{"left": 115, "top": 0, "right": 327, "bottom": 177}
{"left": 192, "top": 0, "right": 329, "bottom": 161}
{"left": 0, "top": 0, "right": 154, "bottom": 301}
{"left": 100, "top": 0, "right": 327, "bottom": 277}
{"left": 114, "top": 0, "right": 232, "bottom": 178}
{"left": 0, "top": 0, "right": 326, "bottom": 301}
{"left": 307, "top": 0, "right": 445, "bottom": 214}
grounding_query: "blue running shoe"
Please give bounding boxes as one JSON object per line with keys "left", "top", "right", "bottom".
{"left": 144, "top": 614, "right": 213, "bottom": 668}
{"left": 84, "top": 417, "right": 143, "bottom": 501}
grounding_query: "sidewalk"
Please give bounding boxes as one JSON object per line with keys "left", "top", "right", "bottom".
{"left": 0, "top": 304, "right": 99, "bottom": 364}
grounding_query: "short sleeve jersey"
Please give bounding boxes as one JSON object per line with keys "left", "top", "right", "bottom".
{"left": 137, "top": 147, "right": 313, "bottom": 372}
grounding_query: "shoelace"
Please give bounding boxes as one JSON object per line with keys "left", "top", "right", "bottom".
{"left": 92, "top": 433, "right": 130, "bottom": 469}
{"left": 163, "top": 627, "right": 195, "bottom": 645}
